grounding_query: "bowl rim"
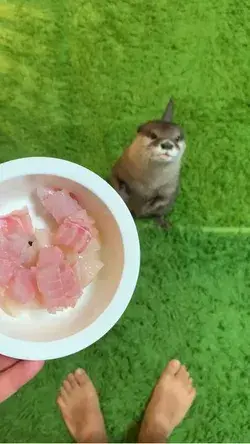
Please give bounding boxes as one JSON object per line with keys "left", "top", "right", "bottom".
{"left": 0, "top": 157, "right": 140, "bottom": 360}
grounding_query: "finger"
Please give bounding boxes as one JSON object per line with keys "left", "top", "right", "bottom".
{"left": 0, "top": 360, "right": 44, "bottom": 403}
{"left": 0, "top": 355, "right": 19, "bottom": 372}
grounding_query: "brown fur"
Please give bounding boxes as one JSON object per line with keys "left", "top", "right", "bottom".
{"left": 110, "top": 99, "right": 186, "bottom": 226}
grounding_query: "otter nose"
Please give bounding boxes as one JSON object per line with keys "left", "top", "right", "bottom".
{"left": 161, "top": 141, "right": 174, "bottom": 150}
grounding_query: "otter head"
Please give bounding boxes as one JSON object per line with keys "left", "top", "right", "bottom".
{"left": 137, "top": 99, "right": 186, "bottom": 164}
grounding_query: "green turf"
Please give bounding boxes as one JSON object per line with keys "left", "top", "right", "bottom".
{"left": 1, "top": 0, "right": 250, "bottom": 442}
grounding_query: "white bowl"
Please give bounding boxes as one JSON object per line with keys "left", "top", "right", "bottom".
{"left": 0, "top": 157, "right": 140, "bottom": 360}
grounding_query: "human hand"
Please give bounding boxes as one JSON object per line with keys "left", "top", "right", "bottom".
{"left": 0, "top": 355, "right": 44, "bottom": 403}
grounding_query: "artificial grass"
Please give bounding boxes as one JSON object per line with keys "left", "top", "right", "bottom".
{"left": 0, "top": 0, "right": 250, "bottom": 442}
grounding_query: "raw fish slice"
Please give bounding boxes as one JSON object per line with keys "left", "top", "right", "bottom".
{"left": 1, "top": 300, "right": 23, "bottom": 317}
{"left": 0, "top": 207, "right": 33, "bottom": 237}
{"left": 0, "top": 236, "right": 20, "bottom": 285}
{"left": 0, "top": 259, "right": 17, "bottom": 286}
{"left": 64, "top": 238, "right": 101, "bottom": 266}
{"left": 0, "top": 235, "right": 16, "bottom": 260}
{"left": 37, "top": 246, "right": 63, "bottom": 268}
{"left": 0, "top": 220, "right": 6, "bottom": 232}
{"left": 60, "top": 262, "right": 81, "bottom": 306}
{"left": 74, "top": 255, "right": 103, "bottom": 287}
{"left": 8, "top": 268, "right": 37, "bottom": 304}
{"left": 54, "top": 219, "right": 92, "bottom": 253}
{"left": 0, "top": 287, "right": 5, "bottom": 303}
{"left": 68, "top": 210, "right": 98, "bottom": 237}
{"left": 64, "top": 251, "right": 79, "bottom": 266}
{"left": 0, "top": 232, "right": 37, "bottom": 286}
{"left": 35, "top": 229, "right": 52, "bottom": 248}
{"left": 0, "top": 287, "right": 19, "bottom": 317}
{"left": 0, "top": 233, "right": 37, "bottom": 286}
{"left": 68, "top": 209, "right": 94, "bottom": 226}
{"left": 4, "top": 234, "right": 37, "bottom": 266}
{"left": 6, "top": 234, "right": 29, "bottom": 260}
{"left": 0, "top": 286, "right": 40, "bottom": 317}
{"left": 36, "top": 262, "right": 81, "bottom": 311}
{"left": 37, "top": 187, "right": 81, "bottom": 224}
{"left": 82, "top": 238, "right": 101, "bottom": 256}
{"left": 54, "top": 222, "right": 78, "bottom": 247}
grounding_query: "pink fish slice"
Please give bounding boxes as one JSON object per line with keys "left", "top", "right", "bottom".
{"left": 67, "top": 210, "right": 99, "bottom": 237}
{"left": 7, "top": 268, "right": 37, "bottom": 304}
{"left": 36, "top": 262, "right": 81, "bottom": 312}
{"left": 0, "top": 207, "right": 34, "bottom": 237}
{"left": 37, "top": 246, "right": 64, "bottom": 268}
{"left": 54, "top": 219, "right": 92, "bottom": 253}
{"left": 0, "top": 234, "right": 35, "bottom": 285}
{"left": 5, "top": 234, "right": 37, "bottom": 267}
{"left": 63, "top": 239, "right": 101, "bottom": 267}
{"left": 37, "top": 187, "right": 82, "bottom": 224}
{"left": 0, "top": 259, "right": 17, "bottom": 287}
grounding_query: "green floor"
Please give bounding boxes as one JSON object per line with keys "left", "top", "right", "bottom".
{"left": 1, "top": 0, "right": 250, "bottom": 441}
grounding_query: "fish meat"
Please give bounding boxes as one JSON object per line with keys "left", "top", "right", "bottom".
{"left": 0, "top": 207, "right": 33, "bottom": 237}
{"left": 64, "top": 238, "right": 101, "bottom": 266}
{"left": 0, "top": 190, "right": 103, "bottom": 315}
{"left": 0, "top": 234, "right": 37, "bottom": 285}
{"left": 37, "top": 187, "right": 81, "bottom": 224}
{"left": 0, "top": 234, "right": 19, "bottom": 285}
{"left": 82, "top": 238, "right": 101, "bottom": 255}
{"left": 54, "top": 219, "right": 92, "bottom": 253}
{"left": 67, "top": 210, "right": 99, "bottom": 237}
{"left": 74, "top": 255, "right": 103, "bottom": 288}
{"left": 37, "top": 246, "right": 64, "bottom": 268}
{"left": 6, "top": 234, "right": 37, "bottom": 266}
{"left": 36, "top": 260, "right": 81, "bottom": 312}
{"left": 36, "top": 246, "right": 81, "bottom": 311}
{"left": 54, "top": 209, "right": 100, "bottom": 253}
{"left": 0, "top": 258, "right": 17, "bottom": 287}
{"left": 74, "top": 237, "right": 103, "bottom": 287}
{"left": 7, "top": 268, "right": 37, "bottom": 304}
{"left": 0, "top": 285, "right": 39, "bottom": 317}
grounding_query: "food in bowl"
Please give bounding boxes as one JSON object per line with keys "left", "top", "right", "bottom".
{"left": 0, "top": 187, "right": 103, "bottom": 316}
{"left": 0, "top": 157, "right": 140, "bottom": 360}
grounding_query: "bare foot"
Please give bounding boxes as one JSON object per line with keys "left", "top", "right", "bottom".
{"left": 138, "top": 360, "right": 196, "bottom": 443}
{"left": 57, "top": 368, "right": 107, "bottom": 443}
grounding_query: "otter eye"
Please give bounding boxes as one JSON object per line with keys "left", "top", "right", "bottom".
{"left": 150, "top": 132, "right": 157, "bottom": 140}
{"left": 176, "top": 135, "right": 181, "bottom": 143}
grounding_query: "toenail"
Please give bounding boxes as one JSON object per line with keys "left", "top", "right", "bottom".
{"left": 76, "top": 368, "right": 85, "bottom": 374}
{"left": 171, "top": 359, "right": 181, "bottom": 367}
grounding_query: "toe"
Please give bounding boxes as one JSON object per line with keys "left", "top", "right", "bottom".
{"left": 57, "top": 394, "right": 66, "bottom": 410}
{"left": 63, "top": 380, "right": 72, "bottom": 393}
{"left": 74, "top": 368, "right": 87, "bottom": 386}
{"left": 60, "top": 387, "right": 68, "bottom": 401}
{"left": 177, "top": 365, "right": 190, "bottom": 384}
{"left": 67, "top": 373, "right": 77, "bottom": 389}
{"left": 165, "top": 359, "right": 181, "bottom": 376}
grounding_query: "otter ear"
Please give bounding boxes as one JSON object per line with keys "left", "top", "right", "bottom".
{"left": 137, "top": 123, "right": 157, "bottom": 139}
{"left": 162, "top": 98, "right": 174, "bottom": 122}
{"left": 137, "top": 123, "right": 149, "bottom": 135}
